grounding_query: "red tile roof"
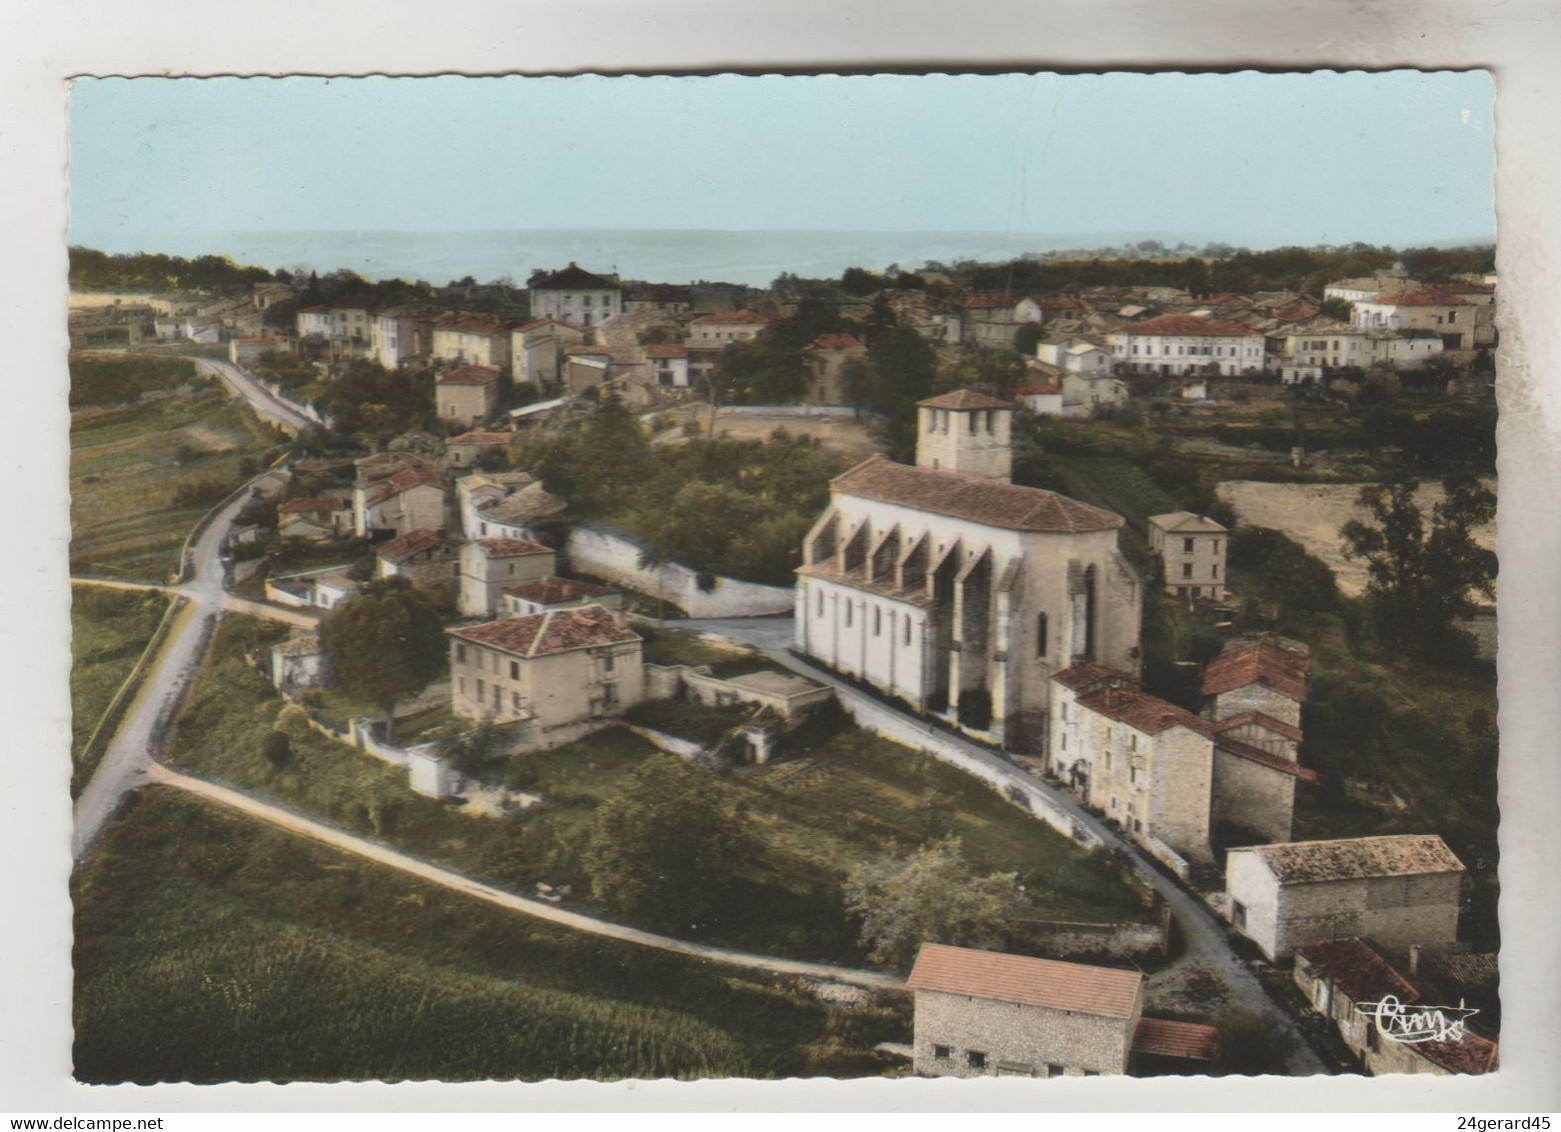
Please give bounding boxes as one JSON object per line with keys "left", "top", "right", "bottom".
{"left": 448, "top": 604, "right": 639, "bottom": 658}
{"left": 962, "top": 292, "right": 1019, "bottom": 310}
{"left": 1118, "top": 316, "right": 1265, "bottom": 339}
{"left": 1132, "top": 1018, "right": 1220, "bottom": 1061}
{"left": 436, "top": 313, "right": 512, "bottom": 335}
{"left": 918, "top": 389, "right": 1014, "bottom": 411}
{"left": 1202, "top": 639, "right": 1309, "bottom": 701}
{"left": 1017, "top": 383, "right": 1061, "bottom": 396}
{"left": 1076, "top": 687, "right": 1214, "bottom": 738}
{"left": 516, "top": 317, "right": 587, "bottom": 333}
{"left": 279, "top": 495, "right": 350, "bottom": 515}
{"left": 376, "top": 527, "right": 451, "bottom": 563}
{"left": 643, "top": 344, "right": 689, "bottom": 358}
{"left": 436, "top": 364, "right": 501, "bottom": 386}
{"left": 474, "top": 537, "right": 552, "bottom": 558}
{"left": 387, "top": 466, "right": 447, "bottom": 494}
{"left": 448, "top": 430, "right": 513, "bottom": 445}
{"left": 1295, "top": 938, "right": 1421, "bottom": 1007}
{"left": 1373, "top": 288, "right": 1466, "bottom": 308}
{"left": 1212, "top": 710, "right": 1303, "bottom": 743}
{"left": 806, "top": 332, "right": 867, "bottom": 352}
{"left": 1050, "top": 661, "right": 1141, "bottom": 692}
{"left": 1415, "top": 1030, "right": 1499, "bottom": 1076}
{"left": 1033, "top": 295, "right": 1085, "bottom": 310}
{"left": 1214, "top": 735, "right": 1321, "bottom": 783}
{"left": 1238, "top": 835, "right": 1466, "bottom": 884}
{"left": 907, "top": 944, "right": 1142, "bottom": 1019}
{"left": 689, "top": 309, "right": 778, "bottom": 326}
{"left": 833, "top": 455, "right": 1124, "bottom": 534}
{"left": 504, "top": 576, "right": 616, "bottom": 605}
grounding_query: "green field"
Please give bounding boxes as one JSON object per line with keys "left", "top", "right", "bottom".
{"left": 71, "top": 382, "right": 280, "bottom": 580}
{"left": 73, "top": 789, "right": 909, "bottom": 1083}
{"left": 167, "top": 616, "right": 1153, "bottom": 966}
{"left": 69, "top": 584, "right": 173, "bottom": 795}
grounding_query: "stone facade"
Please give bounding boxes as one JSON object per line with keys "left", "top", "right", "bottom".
{"left": 1148, "top": 512, "right": 1228, "bottom": 601}
{"left": 913, "top": 990, "right": 1139, "bottom": 1078}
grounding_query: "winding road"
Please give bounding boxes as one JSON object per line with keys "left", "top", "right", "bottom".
{"left": 682, "top": 615, "right": 1329, "bottom": 1075}
{"left": 195, "top": 357, "right": 318, "bottom": 434}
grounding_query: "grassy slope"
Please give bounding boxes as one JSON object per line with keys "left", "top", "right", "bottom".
{"left": 69, "top": 585, "right": 173, "bottom": 793}
{"left": 70, "top": 388, "right": 277, "bottom": 580}
{"left": 73, "top": 789, "right": 908, "bottom": 1084}
{"left": 167, "top": 616, "right": 1152, "bottom": 966}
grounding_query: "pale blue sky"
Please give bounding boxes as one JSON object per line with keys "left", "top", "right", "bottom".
{"left": 68, "top": 71, "right": 1494, "bottom": 248}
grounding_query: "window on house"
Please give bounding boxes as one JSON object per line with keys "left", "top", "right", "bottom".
{"left": 967, "top": 1051, "right": 987, "bottom": 1071}
{"left": 1110, "top": 796, "right": 1118, "bottom": 811}
{"left": 1182, "top": 562, "right": 1193, "bottom": 578}
{"left": 509, "top": 660, "right": 519, "bottom": 680}
{"left": 604, "top": 653, "right": 615, "bottom": 673}
{"left": 459, "top": 677, "right": 466, "bottom": 694}
{"left": 512, "top": 692, "right": 521, "bottom": 711}
{"left": 1232, "top": 900, "right": 1247, "bottom": 929}
{"left": 1212, "top": 564, "right": 1220, "bottom": 579}
{"left": 1184, "top": 537, "right": 1195, "bottom": 553}
{"left": 457, "top": 644, "right": 467, "bottom": 663}
{"left": 1046, "top": 1064, "right": 1064, "bottom": 1078}
{"left": 493, "top": 684, "right": 501, "bottom": 707}
{"left": 603, "top": 683, "right": 619, "bottom": 708}
{"left": 476, "top": 678, "right": 485, "bottom": 697}
{"left": 933, "top": 1045, "right": 951, "bottom": 1061}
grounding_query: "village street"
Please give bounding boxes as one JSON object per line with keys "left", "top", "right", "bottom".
{"left": 682, "top": 615, "right": 1330, "bottom": 1075}
{"left": 195, "top": 356, "right": 318, "bottom": 434}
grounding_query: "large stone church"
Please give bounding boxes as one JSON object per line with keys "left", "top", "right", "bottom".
{"left": 794, "top": 389, "right": 1142, "bottom": 751}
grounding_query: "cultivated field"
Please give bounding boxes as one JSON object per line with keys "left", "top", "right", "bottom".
{"left": 73, "top": 789, "right": 908, "bottom": 1083}
{"left": 653, "top": 404, "right": 884, "bottom": 464}
{"left": 70, "top": 388, "right": 278, "bottom": 580}
{"left": 1217, "top": 478, "right": 1498, "bottom": 597}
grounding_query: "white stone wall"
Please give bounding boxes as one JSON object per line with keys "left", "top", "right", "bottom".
{"left": 794, "top": 576, "right": 932, "bottom": 708}
{"left": 912, "top": 989, "right": 1139, "bottom": 1077}
{"left": 563, "top": 523, "right": 795, "bottom": 618}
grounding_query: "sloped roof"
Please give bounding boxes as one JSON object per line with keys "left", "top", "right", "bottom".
{"left": 832, "top": 455, "right": 1124, "bottom": 535}
{"left": 643, "top": 343, "right": 689, "bottom": 358}
{"left": 1148, "top": 511, "right": 1229, "bottom": 534}
{"left": 907, "top": 944, "right": 1142, "bottom": 1019}
{"left": 1295, "top": 938, "right": 1420, "bottom": 1006}
{"left": 474, "top": 537, "right": 552, "bottom": 559}
{"left": 689, "top": 309, "right": 778, "bottom": 326}
{"left": 806, "top": 332, "right": 867, "bottom": 352}
{"left": 1050, "top": 661, "right": 1141, "bottom": 692}
{"left": 1211, "top": 710, "right": 1303, "bottom": 743}
{"left": 1076, "top": 687, "right": 1214, "bottom": 738}
{"left": 1202, "top": 639, "right": 1309, "bottom": 701}
{"left": 436, "top": 313, "right": 511, "bottom": 335}
{"left": 1415, "top": 1030, "right": 1499, "bottom": 1075}
{"left": 962, "top": 292, "right": 1019, "bottom": 310}
{"left": 279, "top": 495, "right": 351, "bottom": 514}
{"left": 1132, "top": 1018, "right": 1220, "bottom": 1061}
{"left": 919, "top": 389, "right": 1014, "bottom": 411}
{"left": 531, "top": 263, "right": 618, "bottom": 290}
{"left": 504, "top": 576, "right": 616, "bottom": 605}
{"left": 1017, "top": 383, "right": 1062, "bottom": 396}
{"left": 448, "top": 604, "right": 640, "bottom": 659}
{"left": 447, "top": 430, "right": 514, "bottom": 445}
{"left": 1238, "top": 835, "right": 1466, "bottom": 884}
{"left": 1214, "top": 735, "right": 1320, "bottom": 783}
{"left": 436, "top": 364, "right": 501, "bottom": 386}
{"left": 1370, "top": 288, "right": 1466, "bottom": 307}
{"left": 376, "top": 527, "right": 452, "bottom": 563}
{"left": 1116, "top": 316, "right": 1264, "bottom": 339}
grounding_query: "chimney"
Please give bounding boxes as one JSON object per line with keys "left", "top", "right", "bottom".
{"left": 1408, "top": 943, "right": 1422, "bottom": 978}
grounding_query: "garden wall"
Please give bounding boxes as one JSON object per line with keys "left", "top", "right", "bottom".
{"left": 563, "top": 522, "right": 795, "bottom": 618}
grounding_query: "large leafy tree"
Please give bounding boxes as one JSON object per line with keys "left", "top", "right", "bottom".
{"left": 582, "top": 755, "right": 754, "bottom": 932}
{"left": 321, "top": 576, "right": 448, "bottom": 744}
{"left": 1341, "top": 474, "right": 1497, "bottom": 660}
{"left": 844, "top": 836, "right": 1026, "bottom": 969}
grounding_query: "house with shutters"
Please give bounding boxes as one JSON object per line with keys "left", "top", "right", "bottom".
{"left": 528, "top": 263, "right": 623, "bottom": 328}
{"left": 446, "top": 604, "right": 643, "bottom": 731}
{"left": 1147, "top": 511, "right": 1229, "bottom": 601}
{"left": 794, "top": 389, "right": 1142, "bottom": 752}
{"left": 431, "top": 313, "right": 513, "bottom": 371}
{"left": 435, "top": 364, "right": 502, "bottom": 430}
{"left": 1107, "top": 316, "right": 1267, "bottom": 377}
{"left": 1225, "top": 835, "right": 1467, "bottom": 961}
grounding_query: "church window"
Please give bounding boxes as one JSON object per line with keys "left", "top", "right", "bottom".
{"left": 873, "top": 606, "right": 882, "bottom": 636}
{"left": 845, "top": 602, "right": 853, "bottom": 628}
{"left": 1035, "top": 613, "right": 1048, "bottom": 658}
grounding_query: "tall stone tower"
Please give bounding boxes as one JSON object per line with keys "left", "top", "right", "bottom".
{"left": 915, "top": 389, "right": 1015, "bottom": 482}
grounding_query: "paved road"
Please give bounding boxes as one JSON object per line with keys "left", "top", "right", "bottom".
{"left": 682, "top": 615, "right": 1329, "bottom": 1075}
{"left": 70, "top": 471, "right": 253, "bottom": 862}
{"left": 146, "top": 763, "right": 904, "bottom": 993}
{"left": 195, "top": 358, "right": 317, "bottom": 434}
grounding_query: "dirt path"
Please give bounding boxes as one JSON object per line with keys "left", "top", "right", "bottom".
{"left": 144, "top": 763, "right": 905, "bottom": 993}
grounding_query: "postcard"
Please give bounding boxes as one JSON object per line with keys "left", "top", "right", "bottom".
{"left": 61, "top": 70, "right": 1505, "bottom": 1091}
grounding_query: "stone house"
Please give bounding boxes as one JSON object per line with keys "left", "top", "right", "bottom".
{"left": 960, "top": 293, "right": 1032, "bottom": 350}
{"left": 270, "top": 630, "right": 328, "bottom": 692}
{"left": 1147, "top": 512, "right": 1229, "bottom": 601}
{"left": 1350, "top": 289, "right": 1473, "bottom": 351}
{"left": 1202, "top": 636, "right": 1309, "bottom": 728}
{"left": 435, "top": 364, "right": 502, "bottom": 430}
{"left": 264, "top": 566, "right": 361, "bottom": 611}
{"left": 374, "top": 527, "right": 461, "bottom": 601}
{"left": 457, "top": 470, "right": 567, "bottom": 542}
{"left": 228, "top": 335, "right": 294, "bottom": 367}
{"left": 431, "top": 313, "right": 513, "bottom": 371}
{"left": 278, "top": 494, "right": 354, "bottom": 541}
{"left": 1225, "top": 834, "right": 1467, "bottom": 961}
{"left": 502, "top": 575, "right": 621, "bottom": 617}
{"left": 803, "top": 331, "right": 868, "bottom": 405}
{"left": 1292, "top": 937, "right": 1497, "bottom": 1076}
{"left": 444, "top": 430, "right": 513, "bottom": 469}
{"left": 446, "top": 604, "right": 643, "bottom": 729}
{"left": 561, "top": 346, "right": 614, "bottom": 396}
{"left": 372, "top": 307, "right": 438, "bottom": 369}
{"left": 528, "top": 263, "right": 623, "bottom": 329}
{"left": 1016, "top": 381, "right": 1063, "bottom": 416}
{"left": 1036, "top": 336, "right": 1111, "bottom": 374}
{"left": 907, "top": 943, "right": 1145, "bottom": 1077}
{"left": 644, "top": 343, "right": 691, "bottom": 388}
{"left": 794, "top": 389, "right": 1143, "bottom": 753}
{"left": 353, "top": 466, "right": 448, "bottom": 539}
{"left": 511, "top": 317, "right": 588, "bottom": 388}
{"left": 458, "top": 536, "right": 556, "bottom": 618}
{"left": 1060, "top": 370, "right": 1128, "bottom": 417}
{"left": 1108, "top": 316, "right": 1267, "bottom": 377}
{"left": 622, "top": 283, "right": 693, "bottom": 315}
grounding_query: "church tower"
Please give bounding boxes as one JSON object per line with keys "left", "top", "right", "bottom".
{"left": 915, "top": 389, "right": 1015, "bottom": 482}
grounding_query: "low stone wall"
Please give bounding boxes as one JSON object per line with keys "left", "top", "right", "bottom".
{"left": 224, "top": 595, "right": 323, "bottom": 630}
{"left": 644, "top": 662, "right": 832, "bottom": 719}
{"left": 1012, "top": 917, "right": 1168, "bottom": 963}
{"left": 563, "top": 522, "right": 795, "bottom": 618}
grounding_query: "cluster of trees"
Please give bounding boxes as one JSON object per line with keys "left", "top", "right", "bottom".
{"left": 319, "top": 577, "right": 448, "bottom": 745}
{"left": 68, "top": 355, "right": 201, "bottom": 408}
{"left": 313, "top": 359, "right": 436, "bottom": 447}
{"left": 69, "top": 247, "right": 276, "bottom": 293}
{"left": 511, "top": 399, "right": 847, "bottom": 586}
